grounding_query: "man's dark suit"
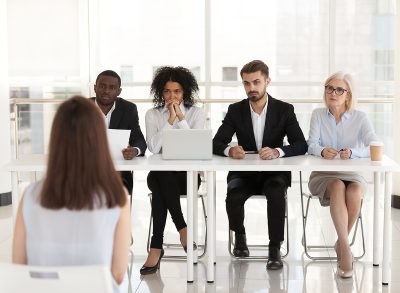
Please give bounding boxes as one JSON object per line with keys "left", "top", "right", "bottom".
{"left": 91, "top": 97, "right": 147, "bottom": 194}
{"left": 213, "top": 95, "right": 307, "bottom": 247}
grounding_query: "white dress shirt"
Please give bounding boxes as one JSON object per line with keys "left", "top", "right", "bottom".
{"left": 95, "top": 99, "right": 140, "bottom": 156}
{"left": 250, "top": 100, "right": 267, "bottom": 151}
{"left": 145, "top": 104, "right": 206, "bottom": 154}
{"left": 307, "top": 108, "right": 378, "bottom": 158}
{"left": 223, "top": 96, "right": 284, "bottom": 157}
{"left": 95, "top": 99, "right": 115, "bottom": 128}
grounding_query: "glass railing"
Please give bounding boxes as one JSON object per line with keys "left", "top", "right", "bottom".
{"left": 9, "top": 97, "right": 395, "bottom": 159}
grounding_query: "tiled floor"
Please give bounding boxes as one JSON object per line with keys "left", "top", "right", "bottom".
{"left": 1, "top": 172, "right": 400, "bottom": 292}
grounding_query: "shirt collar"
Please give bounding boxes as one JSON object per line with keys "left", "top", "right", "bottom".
{"left": 249, "top": 95, "right": 268, "bottom": 115}
{"left": 326, "top": 108, "right": 351, "bottom": 121}
{"left": 95, "top": 99, "right": 116, "bottom": 116}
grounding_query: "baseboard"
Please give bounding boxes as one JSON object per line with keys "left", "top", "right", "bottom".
{"left": 392, "top": 194, "right": 400, "bottom": 209}
{"left": 0, "top": 192, "right": 11, "bottom": 206}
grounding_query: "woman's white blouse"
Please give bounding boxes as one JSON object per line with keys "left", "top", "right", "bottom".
{"left": 145, "top": 104, "right": 206, "bottom": 154}
{"left": 307, "top": 108, "right": 378, "bottom": 158}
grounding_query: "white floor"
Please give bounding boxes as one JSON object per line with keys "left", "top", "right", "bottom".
{"left": 1, "top": 172, "right": 400, "bottom": 293}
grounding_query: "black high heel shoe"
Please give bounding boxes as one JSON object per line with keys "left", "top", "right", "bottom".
{"left": 140, "top": 249, "right": 164, "bottom": 275}
{"left": 183, "top": 242, "right": 198, "bottom": 253}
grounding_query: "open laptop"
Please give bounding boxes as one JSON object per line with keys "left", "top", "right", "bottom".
{"left": 162, "top": 129, "right": 212, "bottom": 160}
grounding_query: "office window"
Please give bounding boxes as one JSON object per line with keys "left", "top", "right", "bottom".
{"left": 120, "top": 65, "right": 134, "bottom": 83}
{"left": 376, "top": 0, "right": 396, "bottom": 14}
{"left": 190, "top": 66, "right": 201, "bottom": 82}
{"left": 211, "top": 0, "right": 329, "bottom": 83}
{"left": 375, "top": 50, "right": 395, "bottom": 80}
{"left": 95, "top": 0, "right": 205, "bottom": 88}
{"left": 222, "top": 67, "right": 238, "bottom": 81}
{"left": 335, "top": 0, "right": 395, "bottom": 81}
{"left": 5, "top": 0, "right": 397, "bottom": 157}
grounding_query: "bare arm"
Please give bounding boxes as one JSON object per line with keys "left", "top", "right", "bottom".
{"left": 111, "top": 193, "right": 131, "bottom": 284}
{"left": 12, "top": 196, "right": 27, "bottom": 264}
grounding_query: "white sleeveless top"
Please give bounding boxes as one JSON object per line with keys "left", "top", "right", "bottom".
{"left": 23, "top": 180, "right": 123, "bottom": 291}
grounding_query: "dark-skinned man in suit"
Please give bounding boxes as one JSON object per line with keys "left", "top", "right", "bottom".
{"left": 92, "top": 70, "right": 147, "bottom": 197}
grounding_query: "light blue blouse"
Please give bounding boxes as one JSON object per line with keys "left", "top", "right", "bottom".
{"left": 307, "top": 108, "right": 378, "bottom": 158}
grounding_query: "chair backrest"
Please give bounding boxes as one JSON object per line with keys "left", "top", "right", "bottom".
{"left": 0, "top": 264, "right": 114, "bottom": 293}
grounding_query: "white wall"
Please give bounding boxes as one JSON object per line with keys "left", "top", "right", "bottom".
{"left": 0, "top": 0, "right": 11, "bottom": 194}
{"left": 394, "top": 0, "right": 400, "bottom": 195}
{"left": 7, "top": 0, "right": 80, "bottom": 78}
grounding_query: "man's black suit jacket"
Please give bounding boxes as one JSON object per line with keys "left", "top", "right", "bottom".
{"left": 213, "top": 95, "right": 307, "bottom": 186}
{"left": 91, "top": 97, "right": 147, "bottom": 194}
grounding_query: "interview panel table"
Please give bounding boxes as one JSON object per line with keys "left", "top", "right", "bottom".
{"left": 4, "top": 154, "right": 400, "bottom": 285}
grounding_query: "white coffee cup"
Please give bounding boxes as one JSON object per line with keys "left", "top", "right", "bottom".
{"left": 370, "top": 141, "right": 384, "bottom": 161}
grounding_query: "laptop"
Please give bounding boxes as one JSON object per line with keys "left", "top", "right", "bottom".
{"left": 161, "top": 129, "right": 213, "bottom": 160}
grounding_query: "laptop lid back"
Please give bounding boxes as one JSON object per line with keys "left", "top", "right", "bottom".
{"left": 161, "top": 129, "right": 212, "bottom": 160}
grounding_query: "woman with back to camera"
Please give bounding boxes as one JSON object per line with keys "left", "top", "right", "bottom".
{"left": 140, "top": 66, "right": 205, "bottom": 275}
{"left": 307, "top": 72, "right": 378, "bottom": 278}
{"left": 12, "top": 96, "right": 131, "bottom": 292}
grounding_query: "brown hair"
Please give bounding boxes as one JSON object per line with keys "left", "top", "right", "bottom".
{"left": 240, "top": 60, "right": 269, "bottom": 78}
{"left": 40, "top": 96, "right": 126, "bottom": 210}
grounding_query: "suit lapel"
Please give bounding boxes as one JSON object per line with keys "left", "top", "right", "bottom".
{"left": 242, "top": 99, "right": 257, "bottom": 150}
{"left": 109, "top": 98, "right": 122, "bottom": 129}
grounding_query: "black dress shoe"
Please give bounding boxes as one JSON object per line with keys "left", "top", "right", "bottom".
{"left": 140, "top": 249, "right": 164, "bottom": 275}
{"left": 233, "top": 233, "right": 249, "bottom": 257}
{"left": 266, "top": 247, "right": 283, "bottom": 270}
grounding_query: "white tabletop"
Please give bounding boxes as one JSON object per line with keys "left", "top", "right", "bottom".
{"left": 4, "top": 154, "right": 400, "bottom": 173}
{"left": 3, "top": 153, "right": 400, "bottom": 285}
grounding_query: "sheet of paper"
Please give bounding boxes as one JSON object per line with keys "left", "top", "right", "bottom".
{"left": 107, "top": 129, "right": 130, "bottom": 160}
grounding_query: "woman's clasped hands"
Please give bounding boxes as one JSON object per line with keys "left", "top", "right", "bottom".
{"left": 321, "top": 147, "right": 351, "bottom": 160}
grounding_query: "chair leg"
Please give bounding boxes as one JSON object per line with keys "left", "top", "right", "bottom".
{"left": 358, "top": 212, "right": 366, "bottom": 259}
{"left": 228, "top": 230, "right": 235, "bottom": 257}
{"left": 282, "top": 196, "right": 289, "bottom": 258}
{"left": 198, "top": 194, "right": 208, "bottom": 258}
{"left": 146, "top": 194, "right": 153, "bottom": 253}
{"left": 193, "top": 186, "right": 198, "bottom": 264}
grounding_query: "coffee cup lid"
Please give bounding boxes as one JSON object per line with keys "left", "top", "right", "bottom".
{"left": 370, "top": 141, "right": 384, "bottom": 146}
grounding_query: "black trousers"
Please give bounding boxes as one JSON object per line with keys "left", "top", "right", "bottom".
{"left": 226, "top": 172, "right": 288, "bottom": 248}
{"left": 147, "top": 171, "right": 200, "bottom": 249}
{"left": 120, "top": 171, "right": 133, "bottom": 195}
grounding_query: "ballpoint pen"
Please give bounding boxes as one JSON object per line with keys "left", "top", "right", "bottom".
{"left": 244, "top": 151, "right": 258, "bottom": 154}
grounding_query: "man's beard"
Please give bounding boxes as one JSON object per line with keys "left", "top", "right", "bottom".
{"left": 248, "top": 88, "right": 266, "bottom": 102}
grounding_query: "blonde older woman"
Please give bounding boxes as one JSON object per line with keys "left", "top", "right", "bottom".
{"left": 307, "top": 72, "right": 378, "bottom": 278}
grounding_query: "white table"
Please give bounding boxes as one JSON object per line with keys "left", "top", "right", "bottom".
{"left": 4, "top": 154, "right": 400, "bottom": 285}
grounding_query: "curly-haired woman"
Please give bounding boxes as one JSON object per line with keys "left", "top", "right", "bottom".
{"left": 140, "top": 66, "right": 205, "bottom": 275}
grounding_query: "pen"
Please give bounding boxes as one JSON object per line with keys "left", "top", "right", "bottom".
{"left": 244, "top": 151, "right": 258, "bottom": 154}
